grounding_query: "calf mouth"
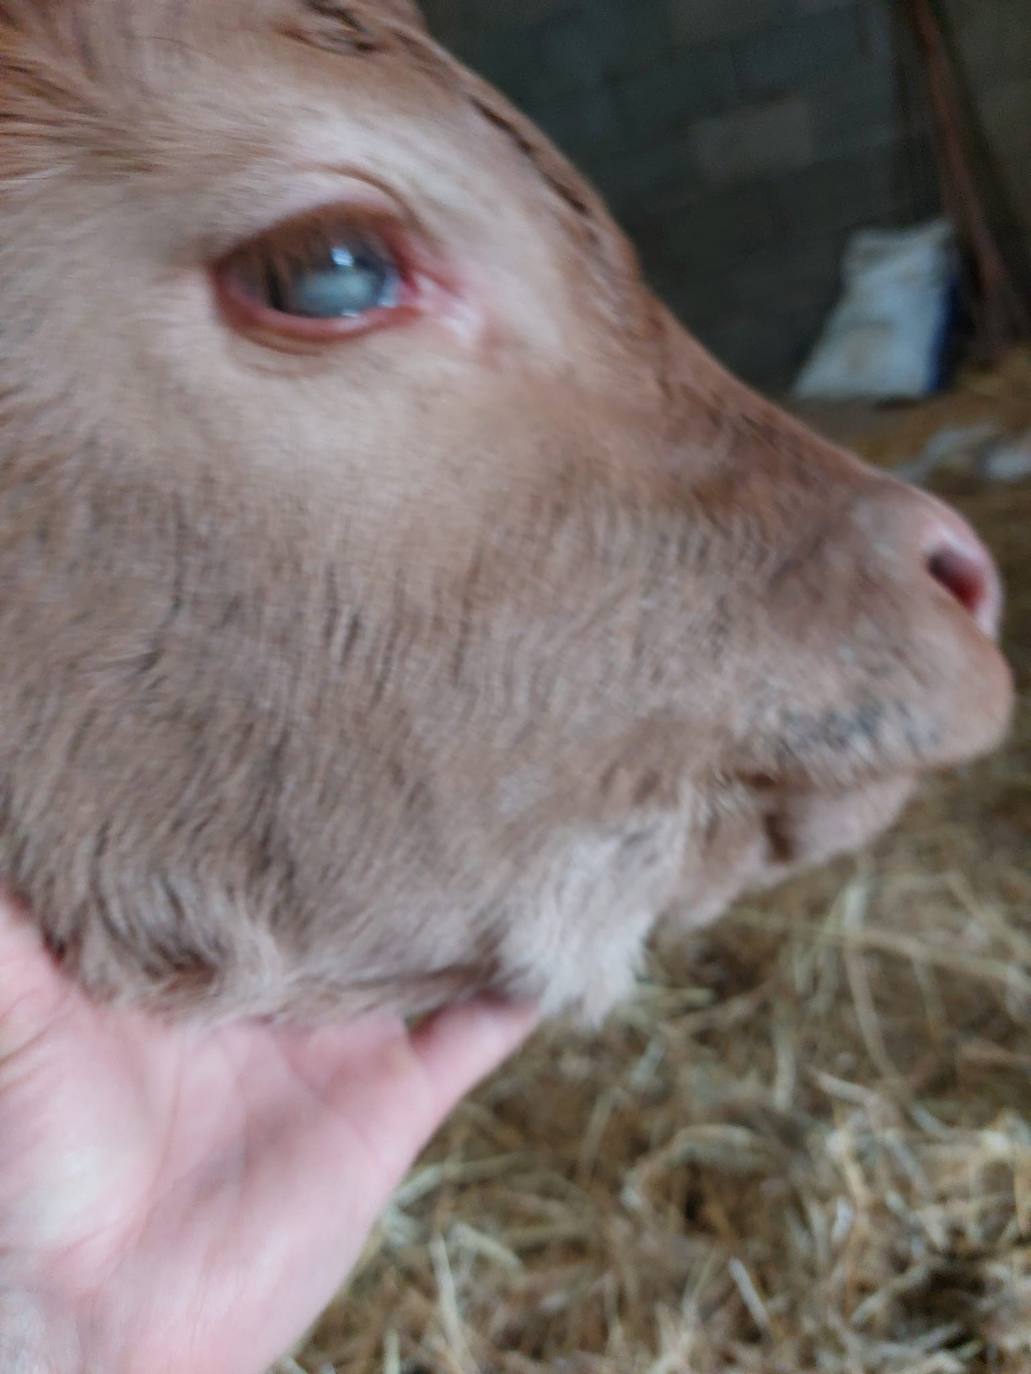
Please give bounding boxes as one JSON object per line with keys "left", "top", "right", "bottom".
{"left": 730, "top": 624, "right": 1014, "bottom": 794}
{"left": 674, "top": 770, "right": 917, "bottom": 932}
{"left": 678, "top": 630, "right": 1013, "bottom": 922}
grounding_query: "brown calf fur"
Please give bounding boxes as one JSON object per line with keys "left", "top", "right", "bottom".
{"left": 0, "top": 0, "right": 1013, "bottom": 1023}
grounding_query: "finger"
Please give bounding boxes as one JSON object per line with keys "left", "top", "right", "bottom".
{"left": 408, "top": 997, "right": 539, "bottom": 1124}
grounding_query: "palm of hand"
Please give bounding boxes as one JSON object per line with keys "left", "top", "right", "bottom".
{"left": 0, "top": 907, "right": 534, "bottom": 1374}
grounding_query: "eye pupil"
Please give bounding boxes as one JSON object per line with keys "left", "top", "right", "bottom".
{"left": 264, "top": 266, "right": 289, "bottom": 314}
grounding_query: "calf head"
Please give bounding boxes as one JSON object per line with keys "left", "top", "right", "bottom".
{"left": 0, "top": 0, "right": 1013, "bottom": 1020}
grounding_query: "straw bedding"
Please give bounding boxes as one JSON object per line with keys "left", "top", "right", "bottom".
{"left": 286, "top": 357, "right": 1031, "bottom": 1374}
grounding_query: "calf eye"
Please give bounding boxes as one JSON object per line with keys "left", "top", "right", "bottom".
{"left": 215, "top": 207, "right": 417, "bottom": 340}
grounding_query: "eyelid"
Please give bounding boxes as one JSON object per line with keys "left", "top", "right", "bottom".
{"left": 216, "top": 281, "right": 421, "bottom": 347}
{"left": 194, "top": 170, "right": 418, "bottom": 261}
{"left": 218, "top": 202, "right": 412, "bottom": 279}
{"left": 302, "top": 167, "right": 422, "bottom": 225}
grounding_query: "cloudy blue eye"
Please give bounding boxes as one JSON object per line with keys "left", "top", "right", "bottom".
{"left": 265, "top": 236, "right": 401, "bottom": 319}
{"left": 227, "top": 220, "right": 404, "bottom": 322}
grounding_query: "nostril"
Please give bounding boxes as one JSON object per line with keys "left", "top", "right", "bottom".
{"left": 925, "top": 536, "right": 1001, "bottom": 638}
{"left": 927, "top": 546, "right": 986, "bottom": 616}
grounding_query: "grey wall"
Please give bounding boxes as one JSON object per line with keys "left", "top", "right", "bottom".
{"left": 419, "top": 0, "right": 1029, "bottom": 393}
{"left": 939, "top": 0, "right": 1031, "bottom": 287}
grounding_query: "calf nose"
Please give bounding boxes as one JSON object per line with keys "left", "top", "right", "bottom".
{"left": 918, "top": 497, "right": 1003, "bottom": 640}
{"left": 828, "top": 478, "right": 1012, "bottom": 769}
{"left": 856, "top": 482, "right": 1004, "bottom": 641}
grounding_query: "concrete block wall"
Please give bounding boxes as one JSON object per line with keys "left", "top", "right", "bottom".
{"left": 939, "top": 0, "right": 1031, "bottom": 290}
{"left": 418, "top": 0, "right": 1027, "bottom": 392}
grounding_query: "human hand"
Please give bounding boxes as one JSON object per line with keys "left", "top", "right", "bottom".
{"left": 0, "top": 897, "right": 536, "bottom": 1374}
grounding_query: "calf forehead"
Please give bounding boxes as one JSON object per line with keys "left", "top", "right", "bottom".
{"left": 276, "top": 0, "right": 621, "bottom": 255}
{"left": 4, "top": 0, "right": 610, "bottom": 229}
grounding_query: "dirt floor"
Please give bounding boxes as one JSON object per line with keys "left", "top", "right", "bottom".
{"left": 286, "top": 355, "right": 1031, "bottom": 1374}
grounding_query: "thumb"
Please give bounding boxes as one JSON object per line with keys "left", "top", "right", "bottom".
{"left": 408, "top": 997, "right": 539, "bottom": 1130}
